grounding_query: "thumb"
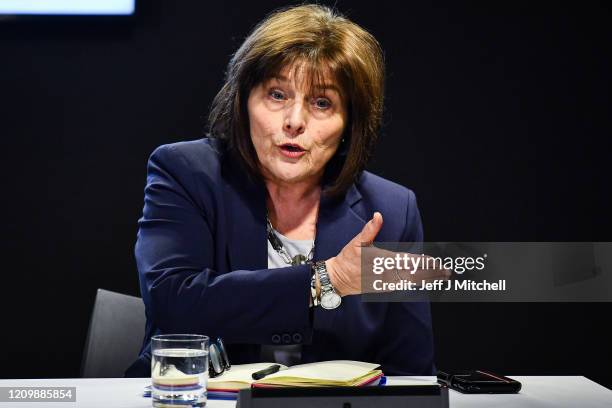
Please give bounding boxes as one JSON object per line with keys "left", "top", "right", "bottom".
{"left": 358, "top": 212, "right": 383, "bottom": 246}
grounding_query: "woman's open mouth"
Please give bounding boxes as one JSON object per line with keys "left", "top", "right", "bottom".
{"left": 279, "top": 143, "right": 306, "bottom": 158}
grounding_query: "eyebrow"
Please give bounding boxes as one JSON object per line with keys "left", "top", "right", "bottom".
{"left": 269, "top": 75, "right": 342, "bottom": 95}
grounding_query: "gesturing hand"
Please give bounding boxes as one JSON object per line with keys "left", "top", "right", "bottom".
{"left": 325, "top": 212, "right": 384, "bottom": 296}
{"left": 325, "top": 212, "right": 451, "bottom": 296}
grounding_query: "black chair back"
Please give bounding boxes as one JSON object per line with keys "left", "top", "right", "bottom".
{"left": 81, "top": 289, "right": 145, "bottom": 377}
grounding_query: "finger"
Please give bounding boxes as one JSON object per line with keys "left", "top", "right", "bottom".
{"left": 358, "top": 212, "right": 383, "bottom": 246}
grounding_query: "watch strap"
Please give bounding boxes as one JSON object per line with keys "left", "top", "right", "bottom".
{"left": 314, "top": 260, "right": 336, "bottom": 295}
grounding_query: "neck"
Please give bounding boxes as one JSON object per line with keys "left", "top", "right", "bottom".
{"left": 265, "top": 178, "right": 321, "bottom": 239}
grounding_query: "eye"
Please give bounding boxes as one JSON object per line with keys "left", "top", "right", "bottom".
{"left": 313, "top": 97, "right": 332, "bottom": 110}
{"left": 268, "top": 89, "right": 286, "bottom": 101}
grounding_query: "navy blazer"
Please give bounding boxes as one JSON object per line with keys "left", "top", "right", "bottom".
{"left": 126, "top": 137, "right": 435, "bottom": 377}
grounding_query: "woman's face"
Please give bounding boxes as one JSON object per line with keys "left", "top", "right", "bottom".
{"left": 247, "top": 64, "right": 348, "bottom": 186}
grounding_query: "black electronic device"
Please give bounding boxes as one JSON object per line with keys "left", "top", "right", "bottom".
{"left": 437, "top": 370, "right": 522, "bottom": 394}
{"left": 236, "top": 385, "right": 449, "bottom": 408}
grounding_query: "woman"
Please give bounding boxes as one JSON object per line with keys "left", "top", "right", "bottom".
{"left": 127, "top": 4, "right": 444, "bottom": 377}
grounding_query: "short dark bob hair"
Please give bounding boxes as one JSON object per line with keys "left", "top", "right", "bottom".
{"left": 208, "top": 4, "right": 385, "bottom": 197}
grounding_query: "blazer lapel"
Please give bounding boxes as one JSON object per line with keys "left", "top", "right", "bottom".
{"left": 223, "top": 160, "right": 268, "bottom": 272}
{"left": 313, "top": 184, "right": 364, "bottom": 261}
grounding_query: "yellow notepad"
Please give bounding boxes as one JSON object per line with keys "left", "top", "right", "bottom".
{"left": 208, "top": 360, "right": 382, "bottom": 391}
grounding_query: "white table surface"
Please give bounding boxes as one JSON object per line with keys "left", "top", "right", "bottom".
{"left": 0, "top": 376, "right": 610, "bottom": 407}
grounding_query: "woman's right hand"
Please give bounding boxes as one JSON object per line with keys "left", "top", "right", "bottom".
{"left": 325, "top": 212, "right": 451, "bottom": 296}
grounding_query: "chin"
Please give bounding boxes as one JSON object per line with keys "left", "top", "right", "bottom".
{"left": 273, "top": 172, "right": 308, "bottom": 184}
{"left": 269, "top": 165, "right": 310, "bottom": 184}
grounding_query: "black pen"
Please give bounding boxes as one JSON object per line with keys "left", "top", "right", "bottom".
{"left": 252, "top": 364, "right": 281, "bottom": 380}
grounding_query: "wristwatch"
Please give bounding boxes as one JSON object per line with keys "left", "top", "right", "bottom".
{"left": 313, "top": 261, "right": 341, "bottom": 310}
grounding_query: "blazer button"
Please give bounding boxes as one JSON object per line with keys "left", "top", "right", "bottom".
{"left": 292, "top": 333, "right": 302, "bottom": 343}
{"left": 281, "top": 333, "right": 292, "bottom": 344}
{"left": 271, "top": 334, "right": 281, "bottom": 344}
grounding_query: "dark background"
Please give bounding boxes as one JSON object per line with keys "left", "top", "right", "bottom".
{"left": 1, "top": 0, "right": 610, "bottom": 388}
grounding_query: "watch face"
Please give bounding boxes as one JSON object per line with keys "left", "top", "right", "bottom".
{"left": 321, "top": 292, "right": 341, "bottom": 309}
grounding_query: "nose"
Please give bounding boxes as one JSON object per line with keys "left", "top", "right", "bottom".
{"left": 283, "top": 101, "right": 306, "bottom": 137}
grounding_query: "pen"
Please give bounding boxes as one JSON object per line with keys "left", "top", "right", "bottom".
{"left": 251, "top": 364, "right": 281, "bottom": 380}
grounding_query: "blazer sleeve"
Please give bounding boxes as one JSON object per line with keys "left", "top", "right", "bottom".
{"left": 135, "top": 145, "right": 313, "bottom": 344}
{"left": 377, "top": 190, "right": 436, "bottom": 375}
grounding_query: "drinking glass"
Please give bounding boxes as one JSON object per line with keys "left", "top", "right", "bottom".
{"left": 151, "top": 334, "right": 209, "bottom": 407}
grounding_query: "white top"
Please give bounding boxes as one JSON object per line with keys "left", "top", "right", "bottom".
{"left": 267, "top": 226, "right": 314, "bottom": 269}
